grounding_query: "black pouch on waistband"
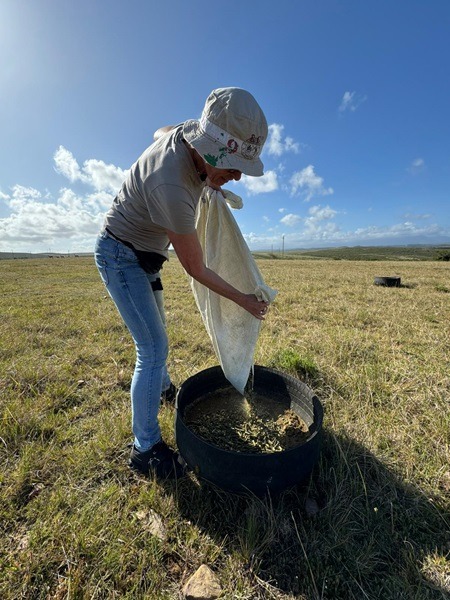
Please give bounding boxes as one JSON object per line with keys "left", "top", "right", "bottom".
{"left": 105, "top": 228, "right": 166, "bottom": 275}
{"left": 151, "top": 278, "right": 163, "bottom": 291}
{"left": 133, "top": 249, "right": 167, "bottom": 275}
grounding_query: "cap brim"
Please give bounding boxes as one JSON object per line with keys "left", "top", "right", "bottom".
{"left": 182, "top": 120, "right": 264, "bottom": 177}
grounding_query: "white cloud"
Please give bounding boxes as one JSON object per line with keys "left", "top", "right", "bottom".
{"left": 266, "top": 124, "right": 300, "bottom": 156}
{"left": 304, "top": 204, "right": 338, "bottom": 235}
{"left": 241, "top": 170, "right": 278, "bottom": 195}
{"left": 54, "top": 145, "right": 128, "bottom": 192}
{"left": 272, "top": 203, "right": 338, "bottom": 244}
{"left": 403, "top": 212, "right": 431, "bottom": 220}
{"left": 289, "top": 165, "right": 333, "bottom": 201}
{"left": 0, "top": 185, "right": 103, "bottom": 250}
{"left": 4, "top": 185, "right": 42, "bottom": 209}
{"left": 307, "top": 205, "right": 338, "bottom": 221}
{"left": 280, "top": 213, "right": 302, "bottom": 227}
{"left": 0, "top": 147, "right": 127, "bottom": 253}
{"left": 339, "top": 91, "right": 367, "bottom": 113}
{"left": 58, "top": 188, "right": 83, "bottom": 210}
{"left": 82, "top": 158, "right": 128, "bottom": 192}
{"left": 54, "top": 146, "right": 85, "bottom": 183}
{"left": 351, "top": 222, "right": 442, "bottom": 241}
{"left": 278, "top": 207, "right": 286, "bottom": 213}
{"left": 408, "top": 157, "right": 425, "bottom": 174}
{"left": 243, "top": 220, "right": 447, "bottom": 251}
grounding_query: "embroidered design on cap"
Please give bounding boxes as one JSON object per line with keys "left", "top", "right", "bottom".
{"left": 227, "top": 139, "right": 238, "bottom": 153}
{"left": 204, "top": 149, "right": 228, "bottom": 167}
{"left": 199, "top": 116, "right": 264, "bottom": 167}
{"left": 241, "top": 134, "right": 264, "bottom": 160}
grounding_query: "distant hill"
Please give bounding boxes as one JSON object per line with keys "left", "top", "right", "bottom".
{"left": 253, "top": 245, "right": 450, "bottom": 261}
{"left": 0, "top": 252, "right": 93, "bottom": 261}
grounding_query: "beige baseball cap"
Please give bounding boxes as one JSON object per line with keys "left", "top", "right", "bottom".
{"left": 183, "top": 87, "right": 268, "bottom": 177}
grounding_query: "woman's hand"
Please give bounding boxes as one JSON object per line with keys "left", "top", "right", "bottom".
{"left": 205, "top": 178, "right": 225, "bottom": 197}
{"left": 167, "top": 230, "right": 270, "bottom": 320}
{"left": 239, "top": 295, "right": 270, "bottom": 320}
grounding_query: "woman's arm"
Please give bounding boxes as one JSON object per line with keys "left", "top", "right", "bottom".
{"left": 167, "top": 229, "right": 268, "bottom": 320}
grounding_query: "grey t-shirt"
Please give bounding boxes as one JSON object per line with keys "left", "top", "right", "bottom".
{"left": 103, "top": 125, "right": 204, "bottom": 258}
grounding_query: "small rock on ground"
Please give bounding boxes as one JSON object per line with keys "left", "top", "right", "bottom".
{"left": 135, "top": 509, "right": 167, "bottom": 541}
{"left": 182, "top": 564, "right": 222, "bottom": 600}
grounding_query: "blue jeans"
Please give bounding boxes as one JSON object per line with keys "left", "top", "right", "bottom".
{"left": 94, "top": 231, "right": 171, "bottom": 450}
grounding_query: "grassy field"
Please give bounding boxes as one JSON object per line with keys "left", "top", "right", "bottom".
{"left": 1, "top": 256, "right": 449, "bottom": 599}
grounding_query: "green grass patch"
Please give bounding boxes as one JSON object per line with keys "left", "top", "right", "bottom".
{"left": 269, "top": 348, "right": 319, "bottom": 379}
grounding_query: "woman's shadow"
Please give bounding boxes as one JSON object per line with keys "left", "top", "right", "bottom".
{"left": 170, "top": 428, "right": 449, "bottom": 599}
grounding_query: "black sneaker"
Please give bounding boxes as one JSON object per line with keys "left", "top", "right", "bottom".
{"left": 129, "top": 440, "right": 185, "bottom": 479}
{"left": 161, "top": 383, "right": 177, "bottom": 404}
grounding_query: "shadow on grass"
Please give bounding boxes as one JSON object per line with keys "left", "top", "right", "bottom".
{"left": 399, "top": 282, "right": 418, "bottom": 289}
{"left": 171, "top": 429, "right": 449, "bottom": 599}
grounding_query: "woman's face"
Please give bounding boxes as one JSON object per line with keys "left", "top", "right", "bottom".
{"left": 204, "top": 163, "right": 242, "bottom": 187}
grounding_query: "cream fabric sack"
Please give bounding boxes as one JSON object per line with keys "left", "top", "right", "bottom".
{"left": 190, "top": 187, "right": 277, "bottom": 394}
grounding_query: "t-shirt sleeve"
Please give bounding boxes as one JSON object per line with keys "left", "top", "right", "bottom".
{"left": 146, "top": 184, "right": 197, "bottom": 234}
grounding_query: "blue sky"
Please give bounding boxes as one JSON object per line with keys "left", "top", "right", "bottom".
{"left": 1, "top": 0, "right": 449, "bottom": 253}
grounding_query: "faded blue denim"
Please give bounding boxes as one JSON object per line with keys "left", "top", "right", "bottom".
{"left": 94, "top": 231, "right": 171, "bottom": 450}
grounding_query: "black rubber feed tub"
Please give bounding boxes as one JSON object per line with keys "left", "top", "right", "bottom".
{"left": 374, "top": 276, "right": 401, "bottom": 287}
{"left": 175, "top": 366, "right": 323, "bottom": 496}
